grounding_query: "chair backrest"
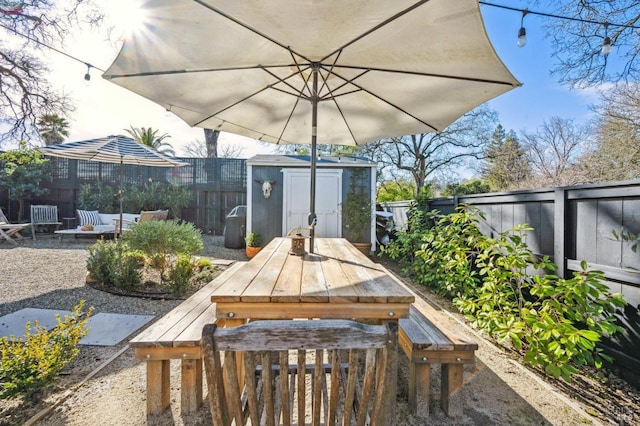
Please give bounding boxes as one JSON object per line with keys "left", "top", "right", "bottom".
{"left": 139, "top": 209, "right": 169, "bottom": 222}
{"left": 30, "top": 205, "right": 59, "bottom": 223}
{"left": 201, "top": 319, "right": 391, "bottom": 426}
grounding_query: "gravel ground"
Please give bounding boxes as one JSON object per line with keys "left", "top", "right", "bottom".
{"left": 1, "top": 234, "right": 634, "bottom": 425}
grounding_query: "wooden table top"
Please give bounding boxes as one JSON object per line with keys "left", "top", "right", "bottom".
{"left": 210, "top": 237, "right": 415, "bottom": 320}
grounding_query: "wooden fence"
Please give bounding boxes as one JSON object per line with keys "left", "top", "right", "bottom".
{"left": 0, "top": 157, "right": 247, "bottom": 235}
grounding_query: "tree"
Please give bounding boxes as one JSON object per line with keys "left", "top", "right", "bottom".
{"left": 482, "top": 125, "right": 531, "bottom": 191}
{"left": 0, "top": 1, "right": 99, "bottom": 145}
{"left": 125, "top": 126, "right": 175, "bottom": 156}
{"left": 534, "top": 1, "right": 640, "bottom": 88}
{"left": 0, "top": 142, "right": 51, "bottom": 221}
{"left": 204, "top": 129, "right": 219, "bottom": 158}
{"left": 37, "top": 114, "right": 69, "bottom": 146}
{"left": 520, "top": 117, "right": 592, "bottom": 187}
{"left": 574, "top": 82, "right": 640, "bottom": 182}
{"left": 183, "top": 138, "right": 245, "bottom": 158}
{"left": 441, "top": 178, "right": 491, "bottom": 196}
{"left": 371, "top": 105, "right": 498, "bottom": 196}
{"left": 376, "top": 178, "right": 416, "bottom": 202}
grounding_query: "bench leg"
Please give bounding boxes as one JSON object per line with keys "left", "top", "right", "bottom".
{"left": 408, "top": 362, "right": 431, "bottom": 419}
{"left": 181, "top": 358, "right": 203, "bottom": 413}
{"left": 441, "top": 363, "right": 464, "bottom": 417}
{"left": 147, "top": 360, "right": 171, "bottom": 415}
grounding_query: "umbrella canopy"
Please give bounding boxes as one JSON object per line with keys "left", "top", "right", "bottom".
{"left": 40, "top": 135, "right": 187, "bottom": 167}
{"left": 40, "top": 135, "right": 188, "bottom": 234}
{"left": 103, "top": 0, "right": 520, "bottom": 251}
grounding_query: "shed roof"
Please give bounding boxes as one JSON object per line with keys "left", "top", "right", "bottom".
{"left": 247, "top": 154, "right": 374, "bottom": 168}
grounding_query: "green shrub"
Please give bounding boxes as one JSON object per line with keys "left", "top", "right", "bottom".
{"left": 0, "top": 301, "right": 92, "bottom": 399}
{"left": 166, "top": 255, "right": 196, "bottom": 296}
{"left": 388, "top": 206, "right": 628, "bottom": 381}
{"left": 122, "top": 220, "right": 203, "bottom": 277}
{"left": 77, "top": 182, "right": 118, "bottom": 212}
{"left": 86, "top": 240, "right": 143, "bottom": 290}
{"left": 86, "top": 239, "right": 121, "bottom": 286}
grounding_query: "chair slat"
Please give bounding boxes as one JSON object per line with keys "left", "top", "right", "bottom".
{"left": 279, "top": 351, "right": 290, "bottom": 426}
{"left": 343, "top": 349, "right": 358, "bottom": 426}
{"left": 262, "top": 352, "right": 275, "bottom": 426}
{"left": 312, "top": 349, "right": 323, "bottom": 426}
{"left": 328, "top": 349, "right": 341, "bottom": 425}
{"left": 223, "top": 351, "right": 244, "bottom": 425}
{"left": 297, "top": 350, "right": 306, "bottom": 426}
{"left": 357, "top": 349, "right": 378, "bottom": 426}
{"left": 243, "top": 352, "right": 260, "bottom": 426}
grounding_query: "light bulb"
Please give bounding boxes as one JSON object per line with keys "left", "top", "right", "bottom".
{"left": 602, "top": 36, "right": 612, "bottom": 55}
{"left": 517, "top": 27, "right": 527, "bottom": 47}
{"left": 83, "top": 64, "right": 92, "bottom": 86}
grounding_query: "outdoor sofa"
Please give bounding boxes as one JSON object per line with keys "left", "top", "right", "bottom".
{"left": 75, "top": 209, "right": 141, "bottom": 234}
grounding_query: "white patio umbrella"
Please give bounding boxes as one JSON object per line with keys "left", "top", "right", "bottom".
{"left": 40, "top": 135, "right": 188, "bottom": 235}
{"left": 103, "top": 0, "right": 520, "bottom": 252}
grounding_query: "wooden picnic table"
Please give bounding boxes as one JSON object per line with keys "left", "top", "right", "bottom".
{"left": 209, "top": 237, "right": 415, "bottom": 423}
{"left": 209, "top": 237, "right": 414, "bottom": 319}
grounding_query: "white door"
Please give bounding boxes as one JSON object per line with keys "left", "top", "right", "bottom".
{"left": 283, "top": 169, "right": 342, "bottom": 237}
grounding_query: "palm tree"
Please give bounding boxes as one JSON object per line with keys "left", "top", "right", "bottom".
{"left": 125, "top": 126, "right": 176, "bottom": 156}
{"left": 37, "top": 114, "right": 70, "bottom": 146}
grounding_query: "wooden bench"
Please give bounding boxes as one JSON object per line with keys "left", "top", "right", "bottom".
{"left": 381, "top": 267, "right": 478, "bottom": 419}
{"left": 30, "top": 205, "right": 62, "bottom": 239}
{"left": 129, "top": 262, "right": 244, "bottom": 416}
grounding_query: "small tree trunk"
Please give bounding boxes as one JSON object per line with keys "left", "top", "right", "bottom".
{"left": 17, "top": 198, "right": 25, "bottom": 223}
{"left": 204, "top": 129, "right": 220, "bottom": 158}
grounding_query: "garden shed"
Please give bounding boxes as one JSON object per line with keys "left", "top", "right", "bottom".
{"left": 246, "top": 155, "right": 376, "bottom": 249}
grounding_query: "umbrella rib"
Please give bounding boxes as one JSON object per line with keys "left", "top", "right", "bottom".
{"left": 321, "top": 0, "right": 433, "bottom": 63}
{"left": 337, "top": 65, "right": 519, "bottom": 87}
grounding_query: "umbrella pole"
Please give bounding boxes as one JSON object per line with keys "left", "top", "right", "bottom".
{"left": 118, "top": 158, "right": 124, "bottom": 237}
{"left": 308, "top": 65, "right": 319, "bottom": 253}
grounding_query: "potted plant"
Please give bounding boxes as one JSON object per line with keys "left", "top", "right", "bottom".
{"left": 341, "top": 190, "right": 372, "bottom": 255}
{"left": 245, "top": 232, "right": 262, "bottom": 259}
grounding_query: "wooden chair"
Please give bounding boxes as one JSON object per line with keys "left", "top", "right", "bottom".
{"left": 201, "top": 319, "right": 392, "bottom": 426}
{"left": 30, "top": 205, "right": 61, "bottom": 240}
{"left": 114, "top": 209, "right": 169, "bottom": 237}
{"left": 0, "top": 208, "right": 30, "bottom": 245}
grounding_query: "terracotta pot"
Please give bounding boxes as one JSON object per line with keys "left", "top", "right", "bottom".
{"left": 246, "top": 246, "right": 262, "bottom": 259}
{"left": 351, "top": 242, "right": 372, "bottom": 256}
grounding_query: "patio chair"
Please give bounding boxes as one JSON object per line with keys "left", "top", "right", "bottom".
{"left": 30, "top": 205, "right": 62, "bottom": 240}
{"left": 201, "top": 319, "right": 392, "bottom": 426}
{"left": 0, "top": 208, "right": 30, "bottom": 245}
{"left": 114, "top": 209, "right": 169, "bottom": 237}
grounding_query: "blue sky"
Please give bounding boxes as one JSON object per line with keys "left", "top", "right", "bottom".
{"left": 49, "top": 1, "right": 598, "bottom": 156}
{"left": 480, "top": 3, "right": 597, "bottom": 134}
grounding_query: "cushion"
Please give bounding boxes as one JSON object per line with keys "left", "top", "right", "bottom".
{"left": 77, "top": 210, "right": 102, "bottom": 226}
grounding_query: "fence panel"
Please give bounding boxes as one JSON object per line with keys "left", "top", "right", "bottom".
{"left": 0, "top": 156, "right": 246, "bottom": 235}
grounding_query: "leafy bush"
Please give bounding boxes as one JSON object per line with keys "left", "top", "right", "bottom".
{"left": 0, "top": 301, "right": 92, "bottom": 399}
{"left": 86, "top": 239, "right": 121, "bottom": 285}
{"left": 385, "top": 206, "right": 628, "bottom": 381}
{"left": 86, "top": 240, "right": 143, "bottom": 290}
{"left": 77, "top": 182, "right": 118, "bottom": 213}
{"left": 166, "top": 255, "right": 196, "bottom": 296}
{"left": 122, "top": 220, "right": 203, "bottom": 277}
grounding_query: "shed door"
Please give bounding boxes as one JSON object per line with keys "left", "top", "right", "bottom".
{"left": 283, "top": 169, "right": 342, "bottom": 237}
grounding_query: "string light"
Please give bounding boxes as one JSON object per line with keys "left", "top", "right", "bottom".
{"left": 0, "top": 2, "right": 637, "bottom": 76}
{"left": 517, "top": 10, "right": 528, "bottom": 48}
{"left": 602, "top": 23, "right": 612, "bottom": 56}
{"left": 0, "top": 22, "right": 105, "bottom": 83}
{"left": 84, "top": 63, "right": 92, "bottom": 84}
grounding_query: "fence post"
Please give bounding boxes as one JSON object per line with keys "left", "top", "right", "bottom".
{"left": 554, "top": 188, "right": 568, "bottom": 279}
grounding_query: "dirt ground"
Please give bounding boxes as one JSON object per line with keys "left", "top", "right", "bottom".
{"left": 1, "top": 238, "right": 638, "bottom": 425}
